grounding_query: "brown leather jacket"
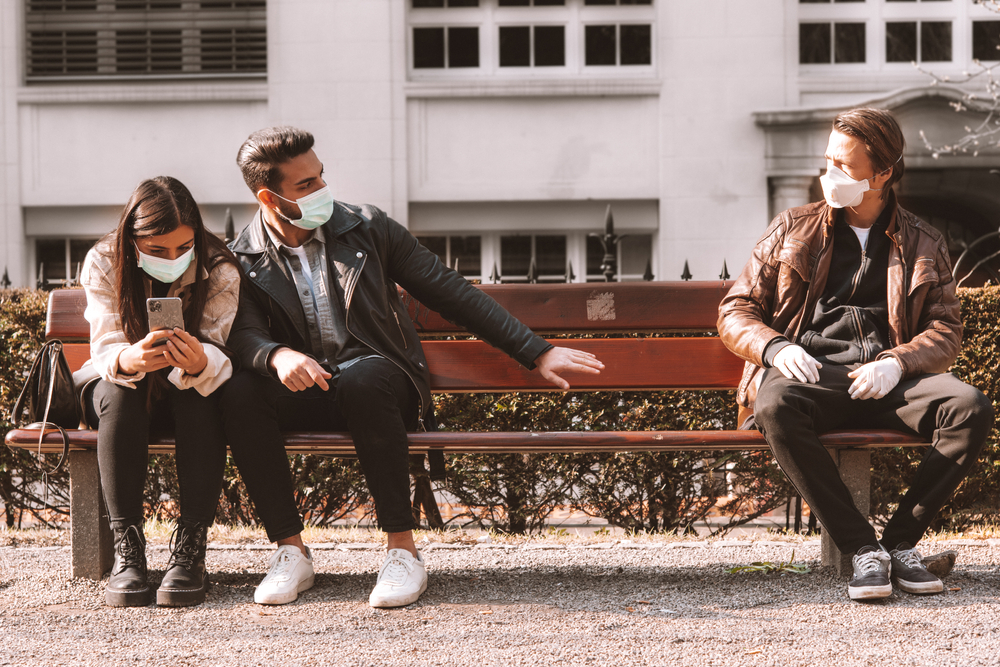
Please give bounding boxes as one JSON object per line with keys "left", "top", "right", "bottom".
{"left": 718, "top": 192, "right": 962, "bottom": 422}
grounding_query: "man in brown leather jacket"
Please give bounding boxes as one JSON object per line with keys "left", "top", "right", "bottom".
{"left": 719, "top": 108, "right": 993, "bottom": 602}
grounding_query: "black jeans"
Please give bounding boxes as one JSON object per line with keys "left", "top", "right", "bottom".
{"left": 87, "top": 378, "right": 228, "bottom": 532}
{"left": 754, "top": 364, "right": 993, "bottom": 554}
{"left": 220, "top": 357, "right": 420, "bottom": 541}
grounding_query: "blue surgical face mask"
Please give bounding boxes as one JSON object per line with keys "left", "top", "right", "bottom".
{"left": 264, "top": 185, "right": 334, "bottom": 230}
{"left": 135, "top": 245, "right": 194, "bottom": 284}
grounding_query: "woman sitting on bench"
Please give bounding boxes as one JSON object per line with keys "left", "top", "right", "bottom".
{"left": 79, "top": 176, "right": 241, "bottom": 608}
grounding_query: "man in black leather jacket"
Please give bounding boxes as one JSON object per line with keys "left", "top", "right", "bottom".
{"left": 221, "top": 126, "right": 604, "bottom": 609}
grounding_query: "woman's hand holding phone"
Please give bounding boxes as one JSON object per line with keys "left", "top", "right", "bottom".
{"left": 161, "top": 329, "right": 208, "bottom": 376}
{"left": 118, "top": 330, "right": 176, "bottom": 375}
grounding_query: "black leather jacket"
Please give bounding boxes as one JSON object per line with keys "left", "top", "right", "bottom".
{"left": 227, "top": 201, "right": 552, "bottom": 418}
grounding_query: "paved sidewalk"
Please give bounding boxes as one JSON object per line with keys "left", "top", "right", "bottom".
{"left": 1, "top": 535, "right": 998, "bottom": 666}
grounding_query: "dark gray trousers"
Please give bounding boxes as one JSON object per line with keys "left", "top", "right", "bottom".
{"left": 754, "top": 365, "right": 993, "bottom": 554}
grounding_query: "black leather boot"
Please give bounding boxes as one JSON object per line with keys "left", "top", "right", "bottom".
{"left": 156, "top": 521, "right": 210, "bottom": 607}
{"left": 106, "top": 524, "right": 152, "bottom": 607}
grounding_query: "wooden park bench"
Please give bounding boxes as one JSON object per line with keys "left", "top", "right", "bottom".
{"left": 5, "top": 283, "right": 926, "bottom": 580}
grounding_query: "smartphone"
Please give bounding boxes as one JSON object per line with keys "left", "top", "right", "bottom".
{"left": 146, "top": 297, "right": 184, "bottom": 346}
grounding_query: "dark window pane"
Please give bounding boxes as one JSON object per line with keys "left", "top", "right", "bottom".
{"left": 447, "top": 0, "right": 478, "bottom": 6}
{"left": 585, "top": 0, "right": 616, "bottom": 4}
{"left": 450, "top": 236, "right": 481, "bottom": 277}
{"left": 834, "top": 22, "right": 865, "bottom": 63}
{"left": 534, "top": 26, "right": 565, "bottom": 66}
{"left": 621, "top": 0, "right": 653, "bottom": 4}
{"left": 36, "top": 240, "right": 67, "bottom": 282}
{"left": 886, "top": 22, "right": 916, "bottom": 63}
{"left": 585, "top": 25, "right": 616, "bottom": 65}
{"left": 921, "top": 21, "right": 951, "bottom": 62}
{"left": 448, "top": 26, "right": 479, "bottom": 67}
{"left": 799, "top": 0, "right": 831, "bottom": 3}
{"left": 501, "top": 236, "right": 531, "bottom": 280}
{"left": 414, "top": 27, "right": 445, "bottom": 68}
{"left": 535, "top": 235, "right": 566, "bottom": 280}
{"left": 500, "top": 26, "right": 530, "bottom": 67}
{"left": 499, "top": 0, "right": 530, "bottom": 4}
{"left": 586, "top": 235, "right": 604, "bottom": 281}
{"left": 534, "top": 0, "right": 565, "bottom": 5}
{"left": 620, "top": 235, "right": 651, "bottom": 279}
{"left": 799, "top": 23, "right": 831, "bottom": 64}
{"left": 412, "top": 0, "right": 444, "bottom": 6}
{"left": 419, "top": 236, "right": 447, "bottom": 264}
{"left": 620, "top": 24, "right": 651, "bottom": 65}
{"left": 973, "top": 21, "right": 1000, "bottom": 61}
{"left": 70, "top": 239, "right": 96, "bottom": 281}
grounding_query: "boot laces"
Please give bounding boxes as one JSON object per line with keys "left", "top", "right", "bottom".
{"left": 167, "top": 524, "right": 205, "bottom": 570}
{"left": 116, "top": 524, "right": 145, "bottom": 568}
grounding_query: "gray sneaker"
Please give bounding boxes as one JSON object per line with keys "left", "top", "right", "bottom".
{"left": 848, "top": 547, "right": 892, "bottom": 601}
{"left": 889, "top": 543, "right": 944, "bottom": 595}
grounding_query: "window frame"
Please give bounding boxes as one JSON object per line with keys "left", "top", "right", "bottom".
{"left": 407, "top": 0, "right": 655, "bottom": 80}
{"left": 23, "top": 0, "right": 267, "bottom": 83}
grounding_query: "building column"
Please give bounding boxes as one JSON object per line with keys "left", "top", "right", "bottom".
{"left": 769, "top": 175, "right": 817, "bottom": 220}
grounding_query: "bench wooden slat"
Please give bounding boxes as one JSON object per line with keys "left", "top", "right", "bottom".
{"left": 46, "top": 282, "right": 735, "bottom": 340}
{"left": 5, "top": 428, "right": 926, "bottom": 455}
{"left": 406, "top": 281, "right": 734, "bottom": 334}
{"left": 424, "top": 338, "right": 744, "bottom": 391}
{"left": 61, "top": 338, "right": 746, "bottom": 390}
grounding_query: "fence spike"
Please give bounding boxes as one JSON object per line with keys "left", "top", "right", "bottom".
{"left": 527, "top": 259, "right": 539, "bottom": 284}
{"left": 490, "top": 263, "right": 500, "bottom": 284}
{"left": 1, "top": 268, "right": 9, "bottom": 289}
{"left": 719, "top": 260, "right": 730, "bottom": 281}
{"left": 681, "top": 260, "right": 692, "bottom": 281}
{"left": 566, "top": 260, "right": 576, "bottom": 283}
{"left": 643, "top": 259, "right": 654, "bottom": 282}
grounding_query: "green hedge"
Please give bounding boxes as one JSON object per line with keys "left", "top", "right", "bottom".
{"left": 1, "top": 286, "right": 997, "bottom": 534}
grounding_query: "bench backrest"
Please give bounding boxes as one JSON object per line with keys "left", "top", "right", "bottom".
{"left": 46, "top": 282, "right": 744, "bottom": 392}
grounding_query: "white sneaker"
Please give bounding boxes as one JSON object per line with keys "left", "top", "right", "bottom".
{"left": 254, "top": 545, "right": 315, "bottom": 605}
{"left": 368, "top": 548, "right": 427, "bottom": 608}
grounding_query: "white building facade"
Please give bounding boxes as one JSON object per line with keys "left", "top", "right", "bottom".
{"left": 2, "top": 0, "right": 999, "bottom": 288}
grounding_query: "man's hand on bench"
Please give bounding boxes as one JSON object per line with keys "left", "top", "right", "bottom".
{"left": 534, "top": 347, "right": 604, "bottom": 391}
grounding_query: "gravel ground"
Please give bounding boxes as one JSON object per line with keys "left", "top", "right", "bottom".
{"left": 1, "top": 535, "right": 998, "bottom": 667}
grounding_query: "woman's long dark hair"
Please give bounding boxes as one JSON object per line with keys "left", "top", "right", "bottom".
{"left": 111, "top": 176, "right": 240, "bottom": 345}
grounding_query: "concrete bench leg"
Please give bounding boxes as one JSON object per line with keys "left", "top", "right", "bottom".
{"left": 69, "top": 450, "right": 113, "bottom": 580}
{"left": 820, "top": 448, "right": 871, "bottom": 577}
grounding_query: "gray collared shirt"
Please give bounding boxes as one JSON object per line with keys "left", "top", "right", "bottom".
{"left": 263, "top": 225, "right": 351, "bottom": 366}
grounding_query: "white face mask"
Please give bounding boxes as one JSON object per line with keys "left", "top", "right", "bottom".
{"left": 263, "top": 185, "right": 334, "bottom": 230}
{"left": 820, "top": 164, "right": 884, "bottom": 209}
{"left": 135, "top": 245, "right": 194, "bottom": 284}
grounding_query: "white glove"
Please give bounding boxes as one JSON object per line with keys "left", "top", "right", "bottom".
{"left": 847, "top": 357, "right": 902, "bottom": 400}
{"left": 772, "top": 344, "right": 821, "bottom": 384}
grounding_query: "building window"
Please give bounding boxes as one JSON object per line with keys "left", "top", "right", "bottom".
{"left": 584, "top": 23, "right": 651, "bottom": 66}
{"left": 414, "top": 27, "right": 481, "bottom": 68}
{"left": 24, "top": 0, "right": 266, "bottom": 81}
{"left": 799, "top": 22, "right": 866, "bottom": 64}
{"left": 419, "top": 235, "right": 483, "bottom": 278}
{"left": 886, "top": 21, "right": 952, "bottom": 62}
{"left": 499, "top": 25, "right": 565, "bottom": 66}
{"left": 973, "top": 21, "right": 1000, "bottom": 61}
{"left": 35, "top": 238, "right": 97, "bottom": 287}
{"left": 409, "top": 0, "right": 654, "bottom": 77}
{"left": 418, "top": 231, "right": 652, "bottom": 283}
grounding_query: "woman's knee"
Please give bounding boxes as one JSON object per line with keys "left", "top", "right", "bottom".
{"left": 93, "top": 379, "right": 146, "bottom": 418}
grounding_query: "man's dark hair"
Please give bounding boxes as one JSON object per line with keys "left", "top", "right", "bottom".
{"left": 236, "top": 126, "right": 315, "bottom": 195}
{"left": 832, "top": 108, "right": 905, "bottom": 201}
